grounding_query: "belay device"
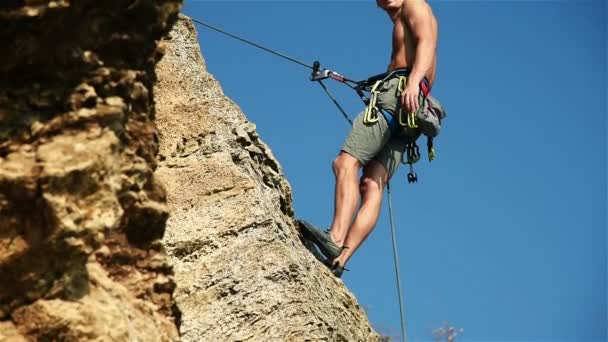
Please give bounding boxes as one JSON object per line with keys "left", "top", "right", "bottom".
{"left": 310, "top": 61, "right": 436, "bottom": 184}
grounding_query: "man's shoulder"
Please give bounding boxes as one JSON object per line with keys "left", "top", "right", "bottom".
{"left": 402, "top": 0, "right": 433, "bottom": 17}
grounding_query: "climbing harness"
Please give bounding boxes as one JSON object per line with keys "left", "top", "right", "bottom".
{"left": 191, "top": 17, "right": 422, "bottom": 342}
{"left": 311, "top": 62, "right": 437, "bottom": 184}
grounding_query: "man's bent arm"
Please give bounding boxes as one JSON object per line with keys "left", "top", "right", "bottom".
{"left": 403, "top": 1, "right": 436, "bottom": 86}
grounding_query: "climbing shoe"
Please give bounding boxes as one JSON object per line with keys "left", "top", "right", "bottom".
{"left": 297, "top": 220, "right": 344, "bottom": 261}
{"left": 330, "top": 260, "right": 349, "bottom": 279}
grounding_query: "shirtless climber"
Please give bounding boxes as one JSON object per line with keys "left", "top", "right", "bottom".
{"left": 300, "top": 0, "right": 445, "bottom": 277}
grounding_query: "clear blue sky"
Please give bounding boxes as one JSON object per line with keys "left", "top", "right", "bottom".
{"left": 183, "top": 1, "right": 606, "bottom": 341}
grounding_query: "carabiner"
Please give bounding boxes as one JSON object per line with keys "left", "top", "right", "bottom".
{"left": 363, "top": 80, "right": 383, "bottom": 124}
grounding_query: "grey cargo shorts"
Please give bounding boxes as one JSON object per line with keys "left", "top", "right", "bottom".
{"left": 341, "top": 76, "right": 444, "bottom": 178}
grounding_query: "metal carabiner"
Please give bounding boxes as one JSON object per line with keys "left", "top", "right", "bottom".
{"left": 407, "top": 112, "right": 418, "bottom": 129}
{"left": 402, "top": 141, "right": 420, "bottom": 165}
{"left": 363, "top": 80, "right": 383, "bottom": 124}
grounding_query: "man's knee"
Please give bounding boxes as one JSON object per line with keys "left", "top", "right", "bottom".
{"left": 359, "top": 160, "right": 388, "bottom": 196}
{"left": 359, "top": 176, "right": 383, "bottom": 197}
{"left": 333, "top": 152, "right": 361, "bottom": 176}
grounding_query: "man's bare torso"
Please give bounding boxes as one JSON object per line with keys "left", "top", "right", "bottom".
{"left": 388, "top": 2, "right": 438, "bottom": 86}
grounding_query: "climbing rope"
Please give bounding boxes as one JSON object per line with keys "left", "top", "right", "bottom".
{"left": 191, "top": 17, "right": 408, "bottom": 342}
{"left": 387, "top": 182, "right": 408, "bottom": 342}
{"left": 316, "top": 79, "right": 353, "bottom": 125}
{"left": 191, "top": 17, "right": 312, "bottom": 70}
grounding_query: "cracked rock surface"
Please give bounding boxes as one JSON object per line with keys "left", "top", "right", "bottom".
{"left": 0, "top": 1, "right": 182, "bottom": 340}
{"left": 155, "top": 16, "right": 381, "bottom": 342}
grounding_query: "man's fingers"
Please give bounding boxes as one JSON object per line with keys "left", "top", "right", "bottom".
{"left": 410, "top": 93, "right": 419, "bottom": 113}
{"left": 408, "top": 93, "right": 415, "bottom": 113}
{"left": 402, "top": 89, "right": 420, "bottom": 113}
{"left": 402, "top": 94, "right": 410, "bottom": 112}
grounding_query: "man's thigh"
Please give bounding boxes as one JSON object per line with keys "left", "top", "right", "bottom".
{"left": 374, "top": 135, "right": 406, "bottom": 180}
{"left": 341, "top": 110, "right": 392, "bottom": 166}
{"left": 361, "top": 159, "right": 389, "bottom": 192}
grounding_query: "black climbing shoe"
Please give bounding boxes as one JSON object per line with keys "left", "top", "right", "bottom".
{"left": 298, "top": 220, "right": 344, "bottom": 261}
{"left": 330, "top": 260, "right": 349, "bottom": 278}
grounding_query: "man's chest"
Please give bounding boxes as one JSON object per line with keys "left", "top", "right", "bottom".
{"left": 391, "top": 20, "right": 414, "bottom": 50}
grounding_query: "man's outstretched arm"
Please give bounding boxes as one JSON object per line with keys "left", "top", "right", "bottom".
{"left": 401, "top": 0, "right": 437, "bottom": 112}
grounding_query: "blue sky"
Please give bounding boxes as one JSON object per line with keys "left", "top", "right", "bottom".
{"left": 182, "top": 1, "right": 606, "bottom": 341}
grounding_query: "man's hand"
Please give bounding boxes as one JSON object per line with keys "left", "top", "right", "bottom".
{"left": 401, "top": 81, "right": 420, "bottom": 113}
{"left": 401, "top": 0, "right": 437, "bottom": 111}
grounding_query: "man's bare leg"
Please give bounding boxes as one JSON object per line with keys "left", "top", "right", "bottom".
{"left": 329, "top": 152, "right": 362, "bottom": 246}
{"left": 335, "top": 159, "right": 388, "bottom": 266}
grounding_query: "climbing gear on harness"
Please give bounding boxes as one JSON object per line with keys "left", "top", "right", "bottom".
{"left": 298, "top": 219, "right": 346, "bottom": 261}
{"left": 401, "top": 111, "right": 418, "bottom": 129}
{"left": 396, "top": 76, "right": 418, "bottom": 129}
{"left": 342, "top": 66, "right": 435, "bottom": 186}
{"left": 351, "top": 67, "right": 435, "bottom": 172}
{"left": 403, "top": 140, "right": 421, "bottom": 183}
{"left": 404, "top": 141, "right": 421, "bottom": 165}
{"left": 407, "top": 165, "right": 418, "bottom": 183}
{"left": 363, "top": 80, "right": 383, "bottom": 124}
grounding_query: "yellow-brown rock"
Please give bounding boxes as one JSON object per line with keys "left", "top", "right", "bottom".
{"left": 0, "top": 1, "right": 182, "bottom": 340}
{"left": 155, "top": 16, "right": 381, "bottom": 342}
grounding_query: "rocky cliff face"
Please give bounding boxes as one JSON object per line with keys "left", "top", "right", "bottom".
{"left": 0, "top": 1, "right": 182, "bottom": 341}
{"left": 155, "top": 16, "right": 381, "bottom": 341}
{"left": 0, "top": 4, "right": 381, "bottom": 340}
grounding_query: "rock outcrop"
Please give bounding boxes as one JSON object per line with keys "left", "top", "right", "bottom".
{"left": 0, "top": 4, "right": 381, "bottom": 340}
{"left": 155, "top": 16, "right": 381, "bottom": 341}
{"left": 0, "top": 1, "right": 182, "bottom": 340}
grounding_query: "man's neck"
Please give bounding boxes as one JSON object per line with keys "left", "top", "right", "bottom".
{"left": 386, "top": 7, "right": 402, "bottom": 22}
